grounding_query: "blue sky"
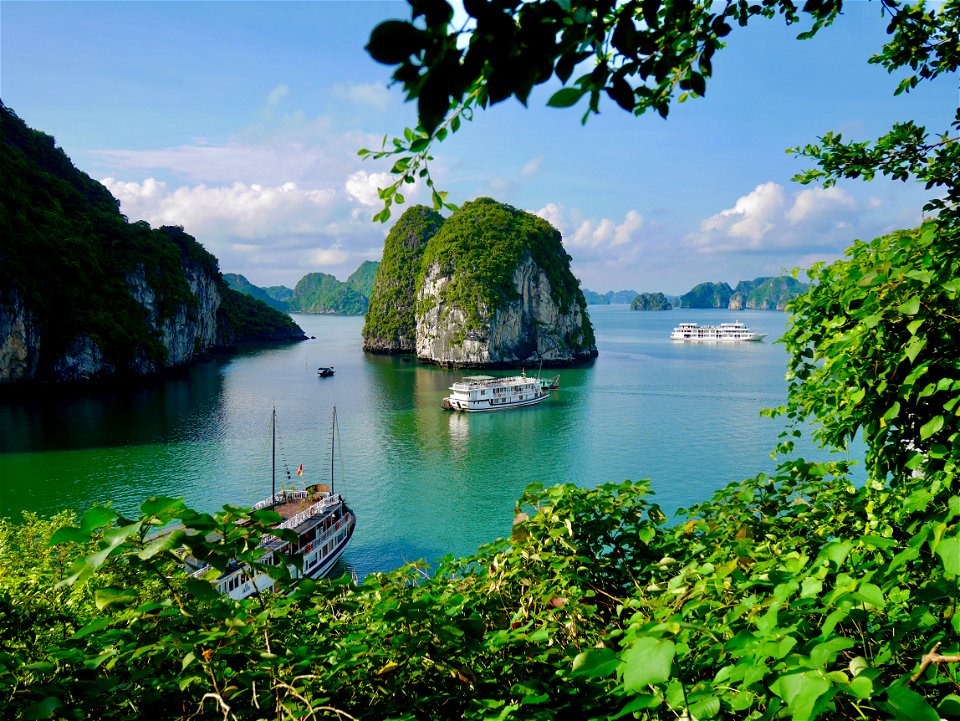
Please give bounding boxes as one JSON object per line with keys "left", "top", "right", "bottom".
{"left": 2, "top": 1, "right": 956, "bottom": 294}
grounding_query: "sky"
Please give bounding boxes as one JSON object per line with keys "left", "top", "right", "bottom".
{"left": 2, "top": 1, "right": 957, "bottom": 295}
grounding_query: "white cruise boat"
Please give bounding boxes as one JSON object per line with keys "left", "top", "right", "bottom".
{"left": 442, "top": 373, "right": 549, "bottom": 412}
{"left": 186, "top": 408, "right": 356, "bottom": 600}
{"left": 670, "top": 321, "right": 767, "bottom": 342}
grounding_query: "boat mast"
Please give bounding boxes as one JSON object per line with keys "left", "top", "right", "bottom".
{"left": 330, "top": 406, "right": 336, "bottom": 494}
{"left": 271, "top": 405, "right": 276, "bottom": 501}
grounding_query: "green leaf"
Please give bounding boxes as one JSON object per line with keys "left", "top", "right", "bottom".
{"left": 572, "top": 647, "right": 619, "bottom": 678}
{"left": 95, "top": 587, "right": 138, "bottom": 610}
{"left": 80, "top": 506, "right": 118, "bottom": 534}
{"left": 547, "top": 88, "right": 586, "bottom": 108}
{"left": 186, "top": 577, "right": 222, "bottom": 602}
{"left": 849, "top": 656, "right": 869, "bottom": 678}
{"left": 24, "top": 697, "right": 63, "bottom": 720}
{"left": 920, "top": 415, "right": 944, "bottom": 440}
{"left": 897, "top": 296, "right": 921, "bottom": 315}
{"left": 622, "top": 636, "right": 675, "bottom": 691}
{"left": 904, "top": 336, "right": 927, "bottom": 363}
{"left": 937, "top": 695, "right": 960, "bottom": 717}
{"left": 771, "top": 671, "right": 831, "bottom": 721}
{"left": 935, "top": 535, "right": 960, "bottom": 578}
{"left": 48, "top": 526, "right": 88, "bottom": 546}
{"left": 140, "top": 496, "right": 183, "bottom": 517}
{"left": 822, "top": 540, "right": 852, "bottom": 566}
{"left": 886, "top": 683, "right": 941, "bottom": 721}
{"left": 854, "top": 582, "right": 884, "bottom": 608}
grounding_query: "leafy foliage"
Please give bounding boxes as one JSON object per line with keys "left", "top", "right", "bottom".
{"left": 360, "top": 0, "right": 958, "bottom": 220}
{"left": 363, "top": 204, "right": 444, "bottom": 350}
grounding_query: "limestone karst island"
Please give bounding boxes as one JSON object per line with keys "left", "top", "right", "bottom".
{"left": 363, "top": 199, "right": 598, "bottom": 368}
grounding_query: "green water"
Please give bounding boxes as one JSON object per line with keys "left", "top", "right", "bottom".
{"left": 0, "top": 307, "right": 855, "bottom": 577}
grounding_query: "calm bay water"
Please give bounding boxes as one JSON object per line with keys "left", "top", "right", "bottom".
{"left": 0, "top": 307, "right": 855, "bottom": 577}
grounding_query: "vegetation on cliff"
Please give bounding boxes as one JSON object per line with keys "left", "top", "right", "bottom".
{"left": 362, "top": 205, "right": 444, "bottom": 349}
{"left": 677, "top": 281, "right": 734, "bottom": 309}
{"left": 346, "top": 260, "right": 380, "bottom": 298}
{"left": 226, "top": 262, "right": 381, "bottom": 316}
{"left": 417, "top": 198, "right": 595, "bottom": 351}
{"left": 630, "top": 292, "right": 672, "bottom": 311}
{"left": 218, "top": 288, "right": 305, "bottom": 343}
{"left": 223, "top": 274, "right": 289, "bottom": 311}
{"left": 733, "top": 276, "right": 809, "bottom": 310}
{"left": 287, "top": 272, "right": 368, "bottom": 315}
{"left": 0, "top": 103, "right": 304, "bottom": 382}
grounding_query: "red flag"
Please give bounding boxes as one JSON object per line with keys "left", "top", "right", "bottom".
{"left": 296, "top": 464, "right": 303, "bottom": 476}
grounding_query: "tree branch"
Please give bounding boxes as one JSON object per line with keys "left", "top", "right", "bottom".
{"left": 909, "top": 641, "right": 960, "bottom": 684}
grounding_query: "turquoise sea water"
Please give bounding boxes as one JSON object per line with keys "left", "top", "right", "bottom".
{"left": 0, "top": 307, "right": 857, "bottom": 577}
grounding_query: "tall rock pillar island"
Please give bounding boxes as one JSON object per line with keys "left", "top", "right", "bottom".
{"left": 363, "top": 198, "right": 598, "bottom": 368}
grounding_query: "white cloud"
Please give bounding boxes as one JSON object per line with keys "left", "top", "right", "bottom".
{"left": 332, "top": 82, "right": 392, "bottom": 110}
{"left": 786, "top": 186, "right": 856, "bottom": 224}
{"left": 101, "top": 176, "right": 386, "bottom": 285}
{"left": 266, "top": 84, "right": 288, "bottom": 107}
{"left": 537, "top": 204, "right": 649, "bottom": 254}
{"left": 520, "top": 156, "right": 542, "bottom": 178}
{"left": 698, "top": 182, "right": 786, "bottom": 246}
{"left": 687, "top": 181, "right": 865, "bottom": 254}
{"left": 344, "top": 170, "right": 424, "bottom": 208}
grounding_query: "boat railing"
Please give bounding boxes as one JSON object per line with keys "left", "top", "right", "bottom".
{"left": 250, "top": 489, "right": 309, "bottom": 512}
{"left": 258, "top": 495, "right": 342, "bottom": 547}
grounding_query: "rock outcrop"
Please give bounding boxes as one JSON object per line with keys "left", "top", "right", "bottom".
{"left": 367, "top": 198, "right": 596, "bottom": 367}
{"left": 631, "top": 292, "right": 673, "bottom": 311}
{"left": 0, "top": 290, "right": 41, "bottom": 383}
{"left": 0, "top": 102, "right": 305, "bottom": 386}
{"left": 363, "top": 205, "right": 444, "bottom": 353}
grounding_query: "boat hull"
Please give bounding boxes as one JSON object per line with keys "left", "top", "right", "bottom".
{"left": 443, "top": 392, "right": 549, "bottom": 412}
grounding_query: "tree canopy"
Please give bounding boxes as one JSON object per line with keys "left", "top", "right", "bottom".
{"left": 361, "top": 0, "right": 959, "bottom": 221}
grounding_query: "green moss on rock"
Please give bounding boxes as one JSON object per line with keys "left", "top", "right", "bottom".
{"left": 363, "top": 205, "right": 444, "bottom": 352}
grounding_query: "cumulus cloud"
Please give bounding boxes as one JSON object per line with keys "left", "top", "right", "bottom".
{"left": 537, "top": 203, "right": 650, "bottom": 254}
{"left": 344, "top": 170, "right": 395, "bottom": 207}
{"left": 687, "top": 182, "right": 863, "bottom": 253}
{"left": 101, "top": 176, "right": 385, "bottom": 285}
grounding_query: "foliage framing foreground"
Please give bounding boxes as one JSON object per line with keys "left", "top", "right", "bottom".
{"left": 2, "top": 213, "right": 960, "bottom": 718}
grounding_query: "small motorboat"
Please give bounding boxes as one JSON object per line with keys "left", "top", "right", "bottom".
{"left": 317, "top": 366, "right": 335, "bottom": 377}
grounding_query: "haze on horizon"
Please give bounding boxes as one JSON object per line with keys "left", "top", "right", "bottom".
{"left": 2, "top": 1, "right": 954, "bottom": 295}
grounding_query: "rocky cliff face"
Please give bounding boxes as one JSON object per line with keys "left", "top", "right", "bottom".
{"left": 0, "top": 290, "right": 41, "bottom": 383}
{"left": 125, "top": 260, "right": 223, "bottom": 372}
{"left": 409, "top": 198, "right": 597, "bottom": 368}
{"left": 416, "top": 255, "right": 596, "bottom": 366}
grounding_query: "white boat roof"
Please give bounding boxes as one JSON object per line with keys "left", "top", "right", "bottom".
{"left": 462, "top": 375, "right": 495, "bottom": 381}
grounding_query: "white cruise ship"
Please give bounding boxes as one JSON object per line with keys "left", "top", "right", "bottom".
{"left": 442, "top": 373, "right": 549, "bottom": 412}
{"left": 670, "top": 321, "right": 766, "bottom": 342}
{"left": 185, "top": 408, "right": 355, "bottom": 600}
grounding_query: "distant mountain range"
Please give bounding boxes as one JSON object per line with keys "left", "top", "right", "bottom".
{"left": 585, "top": 276, "right": 809, "bottom": 312}
{"left": 582, "top": 289, "right": 641, "bottom": 305}
{"left": 225, "top": 260, "right": 380, "bottom": 315}
{"left": 677, "top": 277, "right": 808, "bottom": 311}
